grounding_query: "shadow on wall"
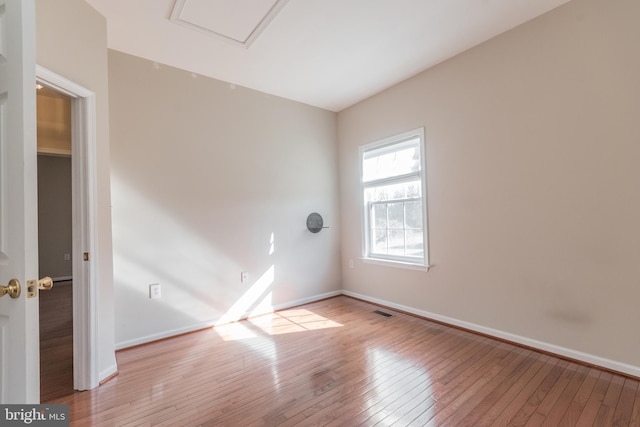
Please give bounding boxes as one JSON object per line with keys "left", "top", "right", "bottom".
{"left": 112, "top": 174, "right": 282, "bottom": 346}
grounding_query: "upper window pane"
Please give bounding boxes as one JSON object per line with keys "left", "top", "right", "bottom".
{"left": 362, "top": 137, "right": 421, "bottom": 183}
{"left": 364, "top": 179, "right": 421, "bottom": 203}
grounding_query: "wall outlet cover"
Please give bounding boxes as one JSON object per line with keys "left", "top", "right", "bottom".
{"left": 149, "top": 283, "right": 161, "bottom": 299}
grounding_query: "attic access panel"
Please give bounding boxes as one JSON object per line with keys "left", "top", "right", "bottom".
{"left": 170, "top": 0, "right": 289, "bottom": 48}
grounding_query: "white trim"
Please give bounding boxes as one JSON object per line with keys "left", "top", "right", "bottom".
{"left": 98, "top": 364, "right": 118, "bottom": 384}
{"left": 341, "top": 290, "right": 640, "bottom": 378}
{"left": 115, "top": 290, "right": 342, "bottom": 350}
{"left": 361, "top": 257, "right": 430, "bottom": 272}
{"left": 169, "top": 0, "right": 289, "bottom": 49}
{"left": 36, "top": 147, "right": 71, "bottom": 157}
{"left": 36, "top": 65, "right": 100, "bottom": 390}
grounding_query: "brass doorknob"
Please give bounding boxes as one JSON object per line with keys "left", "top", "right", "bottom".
{"left": 38, "top": 277, "right": 53, "bottom": 291}
{"left": 1, "top": 279, "right": 21, "bottom": 299}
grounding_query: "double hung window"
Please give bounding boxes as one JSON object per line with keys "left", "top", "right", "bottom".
{"left": 360, "top": 128, "right": 428, "bottom": 267}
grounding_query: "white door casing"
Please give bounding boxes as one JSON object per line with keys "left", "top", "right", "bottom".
{"left": 36, "top": 65, "right": 100, "bottom": 391}
{"left": 0, "top": 0, "right": 39, "bottom": 404}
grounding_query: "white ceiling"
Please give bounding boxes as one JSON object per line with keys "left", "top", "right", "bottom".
{"left": 86, "top": 0, "right": 572, "bottom": 112}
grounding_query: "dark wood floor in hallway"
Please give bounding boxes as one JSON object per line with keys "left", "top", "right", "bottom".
{"left": 40, "top": 280, "right": 74, "bottom": 402}
{"left": 50, "top": 296, "right": 640, "bottom": 426}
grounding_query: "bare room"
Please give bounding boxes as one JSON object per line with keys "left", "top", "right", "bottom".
{"left": 2, "top": 0, "right": 638, "bottom": 425}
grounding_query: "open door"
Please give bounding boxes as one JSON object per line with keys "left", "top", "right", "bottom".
{"left": 0, "top": 0, "right": 40, "bottom": 404}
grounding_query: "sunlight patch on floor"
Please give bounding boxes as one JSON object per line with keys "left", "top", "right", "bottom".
{"left": 215, "top": 308, "right": 343, "bottom": 341}
{"left": 214, "top": 321, "right": 258, "bottom": 341}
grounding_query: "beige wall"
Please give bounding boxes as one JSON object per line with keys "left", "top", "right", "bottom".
{"left": 108, "top": 51, "right": 341, "bottom": 347}
{"left": 338, "top": 0, "right": 640, "bottom": 373}
{"left": 37, "top": 155, "right": 72, "bottom": 279}
{"left": 36, "top": 0, "right": 116, "bottom": 379}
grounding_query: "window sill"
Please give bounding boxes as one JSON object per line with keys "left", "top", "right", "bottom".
{"left": 362, "top": 257, "right": 431, "bottom": 272}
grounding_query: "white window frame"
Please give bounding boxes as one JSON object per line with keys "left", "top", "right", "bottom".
{"left": 360, "top": 127, "right": 429, "bottom": 269}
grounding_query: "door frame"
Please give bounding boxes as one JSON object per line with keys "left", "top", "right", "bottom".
{"left": 36, "top": 65, "right": 98, "bottom": 390}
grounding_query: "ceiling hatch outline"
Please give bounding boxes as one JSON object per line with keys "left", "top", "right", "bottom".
{"left": 169, "top": 0, "right": 289, "bottom": 49}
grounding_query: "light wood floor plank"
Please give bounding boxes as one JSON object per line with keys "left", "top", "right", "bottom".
{"left": 538, "top": 363, "right": 590, "bottom": 427}
{"left": 611, "top": 378, "right": 640, "bottom": 427}
{"left": 315, "top": 324, "right": 480, "bottom": 426}
{"left": 630, "top": 384, "right": 640, "bottom": 426}
{"left": 593, "top": 374, "right": 625, "bottom": 426}
{"left": 575, "top": 371, "right": 614, "bottom": 425}
{"left": 471, "top": 354, "right": 551, "bottom": 425}
{"left": 424, "top": 347, "right": 529, "bottom": 427}
{"left": 47, "top": 296, "right": 640, "bottom": 426}
{"left": 524, "top": 360, "right": 578, "bottom": 426}
{"left": 508, "top": 359, "right": 570, "bottom": 426}
{"left": 411, "top": 344, "right": 512, "bottom": 425}
{"left": 455, "top": 349, "right": 538, "bottom": 427}
{"left": 558, "top": 367, "right": 602, "bottom": 425}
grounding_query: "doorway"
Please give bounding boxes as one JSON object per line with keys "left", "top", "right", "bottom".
{"left": 36, "top": 84, "right": 74, "bottom": 401}
{"left": 36, "top": 65, "right": 100, "bottom": 395}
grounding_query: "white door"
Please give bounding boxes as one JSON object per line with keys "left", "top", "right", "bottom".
{"left": 0, "top": 0, "right": 40, "bottom": 404}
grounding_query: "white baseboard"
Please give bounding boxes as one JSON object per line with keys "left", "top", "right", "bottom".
{"left": 115, "top": 290, "right": 342, "bottom": 350}
{"left": 115, "top": 321, "right": 218, "bottom": 351}
{"left": 98, "top": 364, "right": 118, "bottom": 386}
{"left": 341, "top": 290, "right": 640, "bottom": 378}
{"left": 271, "top": 290, "right": 342, "bottom": 312}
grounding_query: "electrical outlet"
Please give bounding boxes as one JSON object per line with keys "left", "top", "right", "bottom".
{"left": 149, "top": 283, "right": 161, "bottom": 299}
{"left": 64, "top": 253, "right": 71, "bottom": 261}
{"left": 349, "top": 259, "right": 354, "bottom": 269}
{"left": 241, "top": 272, "right": 249, "bottom": 283}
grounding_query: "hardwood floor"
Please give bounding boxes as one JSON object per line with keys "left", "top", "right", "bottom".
{"left": 40, "top": 280, "right": 74, "bottom": 402}
{"left": 50, "top": 296, "right": 640, "bottom": 426}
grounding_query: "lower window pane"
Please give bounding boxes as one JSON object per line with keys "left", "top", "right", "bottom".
{"left": 405, "top": 201, "right": 422, "bottom": 229}
{"left": 372, "top": 229, "right": 387, "bottom": 254}
{"left": 372, "top": 204, "right": 387, "bottom": 228}
{"left": 388, "top": 203, "right": 404, "bottom": 228}
{"left": 405, "top": 229, "right": 424, "bottom": 257}
{"left": 366, "top": 196, "right": 425, "bottom": 262}
{"left": 388, "top": 229, "right": 405, "bottom": 256}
